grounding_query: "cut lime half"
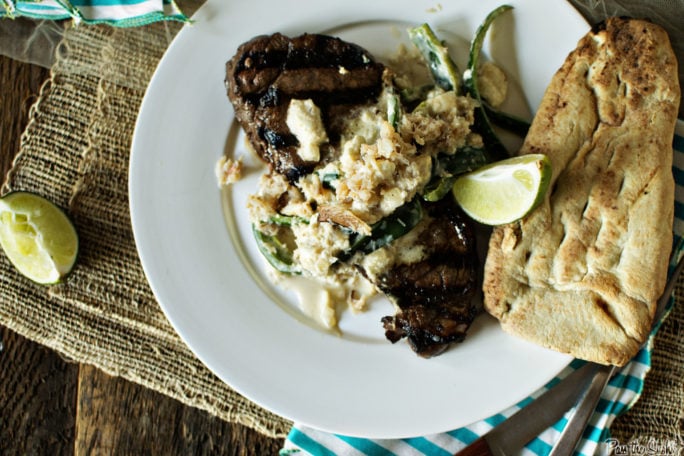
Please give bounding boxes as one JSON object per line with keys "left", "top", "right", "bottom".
{"left": 0, "top": 191, "right": 79, "bottom": 284}
{"left": 452, "top": 154, "right": 551, "bottom": 225}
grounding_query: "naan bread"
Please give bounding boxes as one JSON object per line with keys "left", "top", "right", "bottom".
{"left": 483, "top": 17, "right": 680, "bottom": 366}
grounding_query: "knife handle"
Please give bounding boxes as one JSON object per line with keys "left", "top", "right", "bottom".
{"left": 453, "top": 437, "right": 495, "bottom": 456}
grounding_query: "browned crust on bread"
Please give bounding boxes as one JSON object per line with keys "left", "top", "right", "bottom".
{"left": 483, "top": 17, "right": 680, "bottom": 366}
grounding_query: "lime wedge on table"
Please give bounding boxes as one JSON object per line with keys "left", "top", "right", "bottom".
{"left": 0, "top": 191, "right": 79, "bottom": 284}
{"left": 452, "top": 154, "right": 551, "bottom": 225}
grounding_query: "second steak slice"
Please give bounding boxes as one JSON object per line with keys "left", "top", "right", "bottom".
{"left": 375, "top": 201, "right": 480, "bottom": 358}
{"left": 225, "top": 33, "right": 385, "bottom": 181}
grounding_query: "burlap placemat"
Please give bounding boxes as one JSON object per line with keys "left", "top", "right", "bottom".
{"left": 611, "top": 276, "right": 684, "bottom": 443}
{"left": 1, "top": 1, "right": 683, "bottom": 445}
{"left": 1, "top": 17, "right": 291, "bottom": 438}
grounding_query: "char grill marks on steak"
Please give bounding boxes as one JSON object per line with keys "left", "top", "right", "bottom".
{"left": 377, "top": 201, "right": 479, "bottom": 358}
{"left": 225, "top": 33, "right": 385, "bottom": 181}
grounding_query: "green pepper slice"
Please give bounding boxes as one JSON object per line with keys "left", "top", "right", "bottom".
{"left": 463, "top": 4, "right": 513, "bottom": 161}
{"left": 252, "top": 225, "right": 301, "bottom": 275}
{"left": 342, "top": 197, "right": 423, "bottom": 258}
{"left": 408, "top": 23, "right": 461, "bottom": 93}
{"left": 422, "top": 146, "right": 488, "bottom": 201}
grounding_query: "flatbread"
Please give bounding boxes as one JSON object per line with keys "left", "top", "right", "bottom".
{"left": 483, "top": 17, "right": 680, "bottom": 366}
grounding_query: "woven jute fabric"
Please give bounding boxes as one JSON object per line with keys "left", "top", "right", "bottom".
{"left": 610, "top": 283, "right": 684, "bottom": 444}
{"left": 610, "top": 285, "right": 684, "bottom": 443}
{"left": 1, "top": 0, "right": 683, "bottom": 445}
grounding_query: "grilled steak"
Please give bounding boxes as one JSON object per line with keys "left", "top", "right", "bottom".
{"left": 225, "top": 33, "right": 385, "bottom": 181}
{"left": 226, "top": 32, "right": 481, "bottom": 358}
{"left": 373, "top": 201, "right": 479, "bottom": 357}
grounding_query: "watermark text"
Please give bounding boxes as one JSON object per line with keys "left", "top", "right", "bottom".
{"left": 606, "top": 438, "right": 683, "bottom": 456}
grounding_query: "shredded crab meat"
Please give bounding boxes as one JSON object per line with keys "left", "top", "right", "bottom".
{"left": 215, "top": 156, "right": 244, "bottom": 187}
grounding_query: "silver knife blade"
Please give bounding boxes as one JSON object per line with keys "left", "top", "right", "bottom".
{"left": 452, "top": 361, "right": 600, "bottom": 456}
{"left": 480, "top": 361, "right": 600, "bottom": 455}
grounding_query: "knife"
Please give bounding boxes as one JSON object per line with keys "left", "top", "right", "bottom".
{"left": 452, "top": 361, "right": 600, "bottom": 456}
{"left": 454, "top": 253, "right": 684, "bottom": 456}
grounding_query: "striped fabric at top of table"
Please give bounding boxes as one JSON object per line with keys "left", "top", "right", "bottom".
{"left": 1, "top": 0, "right": 186, "bottom": 26}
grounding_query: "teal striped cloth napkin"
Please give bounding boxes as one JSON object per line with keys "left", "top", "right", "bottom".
{"left": 1, "top": 0, "right": 186, "bottom": 26}
{"left": 282, "top": 120, "right": 684, "bottom": 456}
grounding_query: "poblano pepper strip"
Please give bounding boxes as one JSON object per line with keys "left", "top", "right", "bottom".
{"left": 408, "top": 23, "right": 460, "bottom": 92}
{"left": 483, "top": 101, "right": 531, "bottom": 136}
{"left": 269, "top": 213, "right": 309, "bottom": 226}
{"left": 342, "top": 197, "right": 423, "bottom": 258}
{"left": 422, "top": 146, "right": 488, "bottom": 201}
{"left": 387, "top": 91, "right": 402, "bottom": 130}
{"left": 252, "top": 225, "right": 301, "bottom": 274}
{"left": 422, "top": 176, "right": 456, "bottom": 202}
{"left": 463, "top": 4, "right": 513, "bottom": 161}
{"left": 436, "top": 146, "right": 489, "bottom": 175}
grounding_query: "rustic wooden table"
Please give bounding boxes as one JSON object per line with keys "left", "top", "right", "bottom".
{"left": 0, "top": 54, "right": 282, "bottom": 455}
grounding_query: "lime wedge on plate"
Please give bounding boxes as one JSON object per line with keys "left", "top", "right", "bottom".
{"left": 452, "top": 154, "right": 551, "bottom": 225}
{"left": 0, "top": 191, "right": 79, "bottom": 284}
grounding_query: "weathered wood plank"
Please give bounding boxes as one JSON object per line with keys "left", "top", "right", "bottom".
{"left": 75, "top": 365, "right": 282, "bottom": 455}
{"left": 0, "top": 330, "right": 78, "bottom": 455}
{"left": 0, "top": 55, "right": 49, "bottom": 172}
{"left": 0, "top": 53, "right": 79, "bottom": 456}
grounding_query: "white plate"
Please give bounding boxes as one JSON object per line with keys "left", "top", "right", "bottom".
{"left": 130, "top": 0, "right": 587, "bottom": 439}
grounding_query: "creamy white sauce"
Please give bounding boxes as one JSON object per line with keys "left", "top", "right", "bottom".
{"left": 276, "top": 270, "right": 377, "bottom": 331}
{"left": 278, "top": 275, "right": 338, "bottom": 330}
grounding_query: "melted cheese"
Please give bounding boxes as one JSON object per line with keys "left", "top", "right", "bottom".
{"left": 286, "top": 99, "right": 328, "bottom": 162}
